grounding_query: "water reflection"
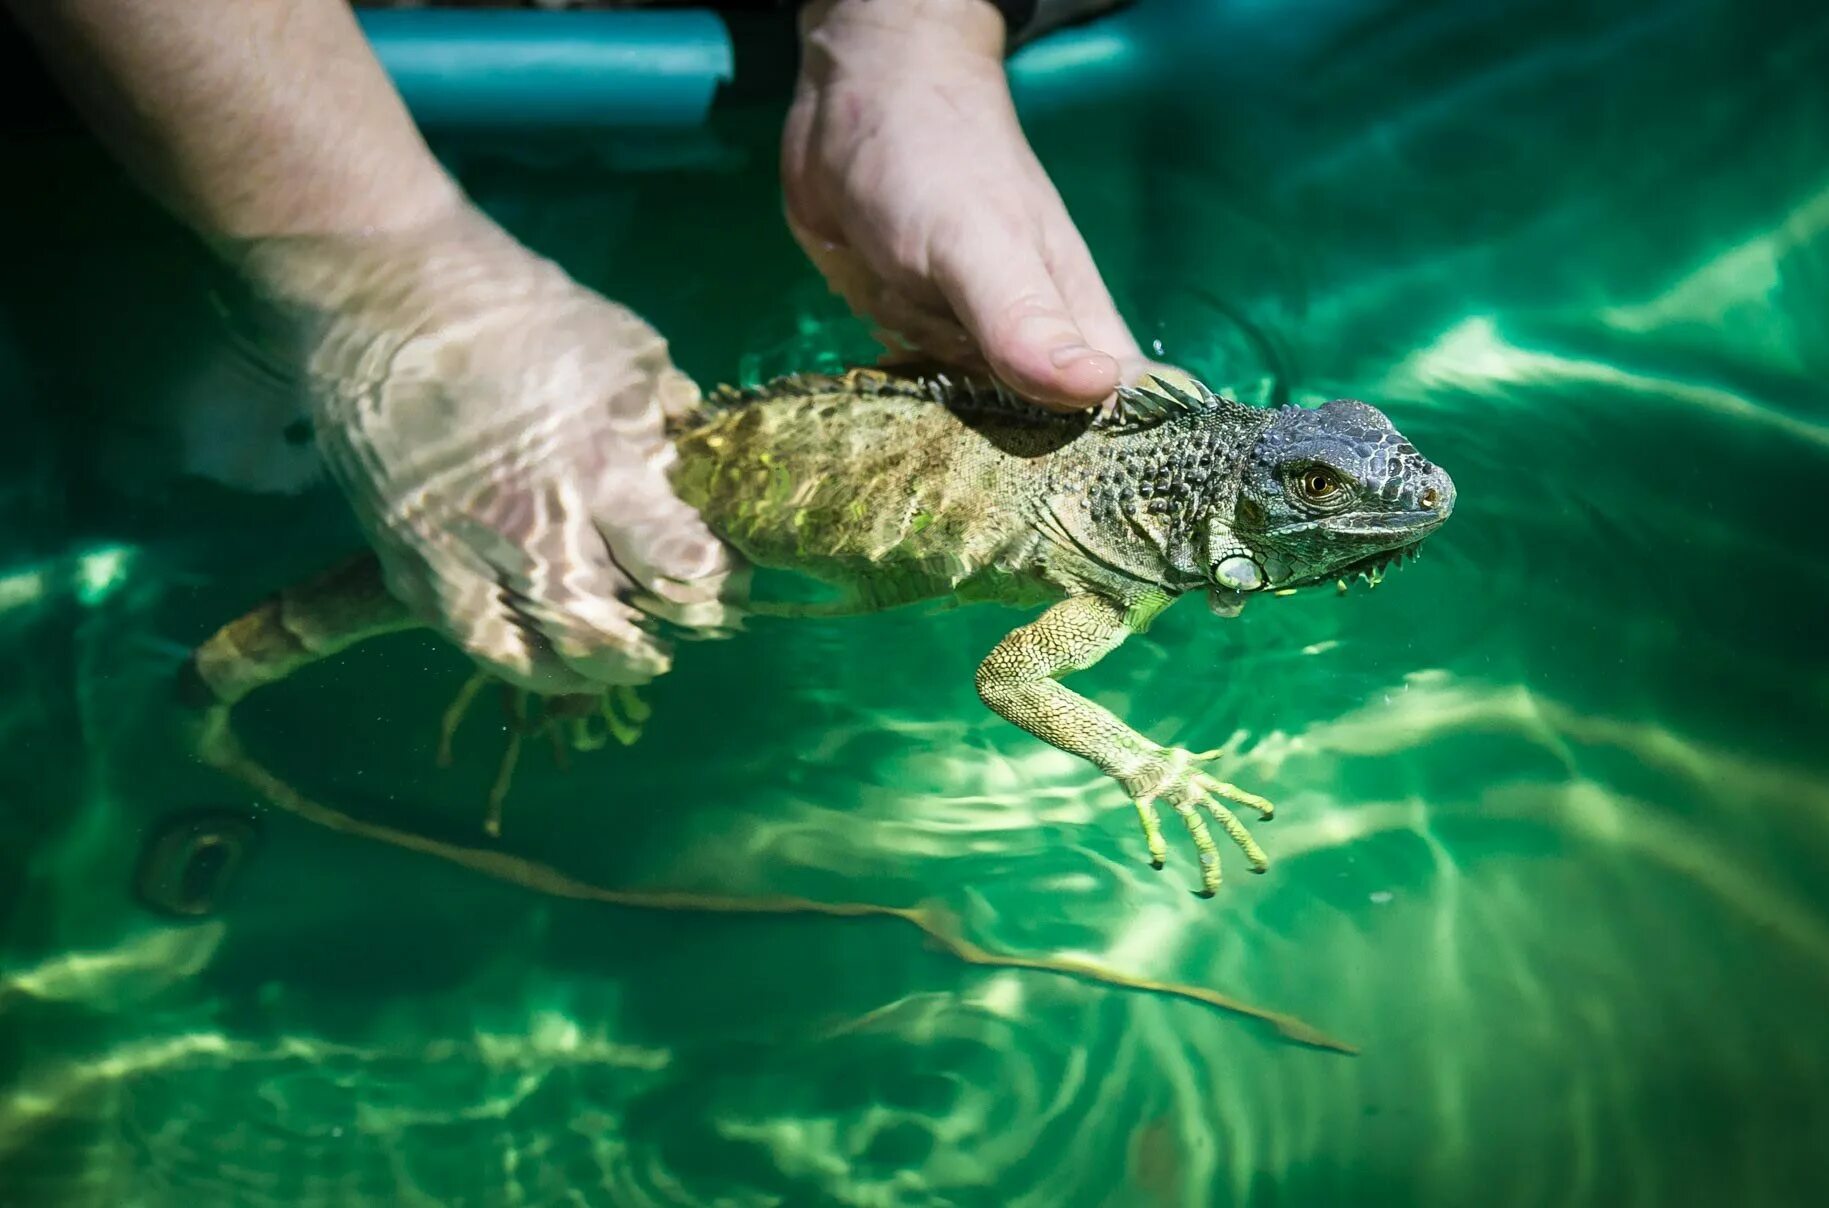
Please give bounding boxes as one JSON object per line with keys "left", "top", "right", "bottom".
{"left": 3, "top": 0, "right": 1827, "bottom": 1203}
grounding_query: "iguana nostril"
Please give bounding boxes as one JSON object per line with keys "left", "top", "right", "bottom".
{"left": 1421, "top": 486, "right": 1441, "bottom": 509}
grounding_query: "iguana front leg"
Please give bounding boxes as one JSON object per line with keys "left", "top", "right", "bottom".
{"left": 974, "top": 593, "right": 1274, "bottom": 896}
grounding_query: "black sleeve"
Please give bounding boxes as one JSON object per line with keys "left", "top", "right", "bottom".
{"left": 989, "top": 0, "right": 1135, "bottom": 47}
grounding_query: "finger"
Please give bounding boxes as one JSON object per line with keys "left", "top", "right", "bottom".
{"left": 780, "top": 91, "right": 844, "bottom": 248}
{"left": 864, "top": 284, "right": 980, "bottom": 366}
{"left": 592, "top": 460, "right": 740, "bottom": 634}
{"left": 787, "top": 219, "right": 987, "bottom": 372}
{"left": 582, "top": 360, "right": 740, "bottom": 628}
{"left": 785, "top": 209, "right": 879, "bottom": 313}
{"left": 433, "top": 461, "right": 674, "bottom": 691}
{"left": 651, "top": 363, "right": 702, "bottom": 425}
{"left": 872, "top": 334, "right": 991, "bottom": 378}
{"left": 873, "top": 339, "right": 990, "bottom": 377}
{"left": 929, "top": 220, "right": 1121, "bottom": 410}
{"left": 422, "top": 441, "right": 718, "bottom": 692}
{"left": 383, "top": 534, "right": 598, "bottom": 697}
{"left": 498, "top": 475, "right": 676, "bottom": 689}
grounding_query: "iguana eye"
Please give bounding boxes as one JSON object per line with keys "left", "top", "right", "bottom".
{"left": 1287, "top": 463, "right": 1349, "bottom": 505}
{"left": 1287, "top": 455, "right": 1360, "bottom": 508}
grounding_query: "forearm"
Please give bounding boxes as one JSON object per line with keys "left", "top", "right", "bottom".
{"left": 974, "top": 595, "right": 1157, "bottom": 782}
{"left": 6, "top": 0, "right": 459, "bottom": 245}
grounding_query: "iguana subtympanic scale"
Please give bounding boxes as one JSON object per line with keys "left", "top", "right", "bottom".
{"left": 185, "top": 365, "right": 1455, "bottom": 896}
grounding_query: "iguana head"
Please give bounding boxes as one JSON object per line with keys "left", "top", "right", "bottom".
{"left": 1206, "top": 398, "right": 1454, "bottom": 615}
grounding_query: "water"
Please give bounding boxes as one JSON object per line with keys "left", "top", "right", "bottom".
{"left": 3, "top": 0, "right": 1828, "bottom": 1204}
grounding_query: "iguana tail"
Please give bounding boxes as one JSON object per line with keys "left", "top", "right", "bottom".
{"left": 170, "top": 547, "right": 1357, "bottom": 1055}
{"left": 178, "top": 552, "right": 414, "bottom": 712}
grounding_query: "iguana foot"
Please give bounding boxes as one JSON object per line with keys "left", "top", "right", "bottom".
{"left": 437, "top": 671, "right": 494, "bottom": 769}
{"left": 435, "top": 674, "right": 652, "bottom": 837}
{"left": 1122, "top": 748, "right": 1274, "bottom": 897}
{"left": 601, "top": 684, "right": 652, "bottom": 747}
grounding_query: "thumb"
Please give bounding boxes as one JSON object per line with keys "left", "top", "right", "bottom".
{"left": 931, "top": 225, "right": 1120, "bottom": 409}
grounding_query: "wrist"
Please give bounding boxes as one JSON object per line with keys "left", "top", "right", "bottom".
{"left": 799, "top": 0, "right": 1007, "bottom": 64}
{"left": 230, "top": 199, "right": 548, "bottom": 321}
{"left": 205, "top": 169, "right": 468, "bottom": 278}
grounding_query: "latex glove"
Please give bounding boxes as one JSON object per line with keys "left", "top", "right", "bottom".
{"left": 242, "top": 205, "right": 736, "bottom": 695}
{"left": 783, "top": 0, "right": 1148, "bottom": 410}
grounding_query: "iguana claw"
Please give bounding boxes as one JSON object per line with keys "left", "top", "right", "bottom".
{"left": 435, "top": 673, "right": 653, "bottom": 837}
{"left": 1125, "top": 747, "right": 1274, "bottom": 896}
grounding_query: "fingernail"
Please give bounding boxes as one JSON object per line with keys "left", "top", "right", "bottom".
{"left": 1048, "top": 342, "right": 1099, "bottom": 368}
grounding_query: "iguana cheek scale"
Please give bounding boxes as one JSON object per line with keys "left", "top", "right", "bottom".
{"left": 183, "top": 364, "right": 1455, "bottom": 900}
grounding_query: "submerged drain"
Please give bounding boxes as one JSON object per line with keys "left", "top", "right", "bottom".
{"left": 133, "top": 808, "right": 262, "bottom": 919}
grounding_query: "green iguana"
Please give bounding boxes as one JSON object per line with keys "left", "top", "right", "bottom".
{"left": 183, "top": 365, "right": 1455, "bottom": 897}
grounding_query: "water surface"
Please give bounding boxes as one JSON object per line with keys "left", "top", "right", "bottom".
{"left": 3, "top": 0, "right": 1827, "bottom": 1204}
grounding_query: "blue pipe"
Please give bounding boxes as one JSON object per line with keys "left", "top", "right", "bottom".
{"left": 1008, "top": 23, "right": 1143, "bottom": 109}
{"left": 355, "top": 8, "right": 1145, "bottom": 131}
{"left": 354, "top": 9, "right": 734, "bottom": 129}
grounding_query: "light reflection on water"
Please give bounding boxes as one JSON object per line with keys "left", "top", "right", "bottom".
{"left": 3, "top": 0, "right": 1827, "bottom": 1204}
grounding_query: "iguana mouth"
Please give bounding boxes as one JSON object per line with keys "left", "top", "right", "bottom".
{"left": 1333, "top": 540, "right": 1425, "bottom": 590}
{"left": 1282, "top": 539, "right": 1427, "bottom": 592}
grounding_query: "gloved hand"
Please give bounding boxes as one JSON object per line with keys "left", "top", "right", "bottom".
{"left": 242, "top": 204, "right": 737, "bottom": 695}
{"left": 783, "top": 0, "right": 1150, "bottom": 411}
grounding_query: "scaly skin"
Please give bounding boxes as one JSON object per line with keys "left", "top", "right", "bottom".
{"left": 187, "top": 365, "right": 1456, "bottom": 897}
{"left": 671, "top": 364, "right": 1455, "bottom": 894}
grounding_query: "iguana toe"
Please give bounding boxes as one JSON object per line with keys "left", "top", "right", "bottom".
{"left": 1124, "top": 748, "right": 1274, "bottom": 894}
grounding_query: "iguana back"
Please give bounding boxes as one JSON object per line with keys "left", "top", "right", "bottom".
{"left": 667, "top": 366, "right": 1102, "bottom": 614}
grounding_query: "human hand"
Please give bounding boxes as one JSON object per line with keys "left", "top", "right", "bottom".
{"left": 241, "top": 205, "right": 736, "bottom": 695}
{"left": 9, "top": 2, "right": 736, "bottom": 691}
{"left": 783, "top": 0, "right": 1149, "bottom": 410}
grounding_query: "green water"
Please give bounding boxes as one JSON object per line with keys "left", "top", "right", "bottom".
{"left": 4, "top": 0, "right": 1828, "bottom": 1204}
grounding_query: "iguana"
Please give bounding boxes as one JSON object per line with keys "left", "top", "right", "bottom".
{"left": 184, "top": 365, "right": 1454, "bottom": 897}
